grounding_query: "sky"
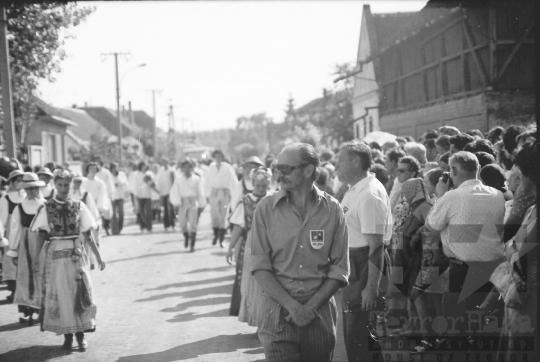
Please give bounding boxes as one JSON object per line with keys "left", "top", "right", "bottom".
{"left": 38, "top": 1, "right": 427, "bottom": 132}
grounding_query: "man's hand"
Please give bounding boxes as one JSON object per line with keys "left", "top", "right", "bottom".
{"left": 226, "top": 249, "right": 234, "bottom": 265}
{"left": 97, "top": 257, "right": 106, "bottom": 271}
{"left": 436, "top": 176, "right": 451, "bottom": 198}
{"left": 286, "top": 304, "right": 318, "bottom": 327}
{"left": 361, "top": 287, "right": 378, "bottom": 312}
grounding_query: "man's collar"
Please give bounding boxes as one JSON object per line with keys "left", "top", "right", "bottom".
{"left": 457, "top": 178, "right": 481, "bottom": 189}
{"left": 272, "top": 185, "right": 328, "bottom": 209}
{"left": 348, "top": 173, "right": 375, "bottom": 194}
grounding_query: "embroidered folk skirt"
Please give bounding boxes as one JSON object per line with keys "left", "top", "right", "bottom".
{"left": 40, "top": 237, "right": 97, "bottom": 335}
{"left": 238, "top": 231, "right": 262, "bottom": 327}
{"left": 14, "top": 227, "right": 46, "bottom": 311}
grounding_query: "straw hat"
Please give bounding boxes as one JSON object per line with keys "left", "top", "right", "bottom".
{"left": 37, "top": 167, "right": 54, "bottom": 178}
{"left": 7, "top": 169, "right": 24, "bottom": 183}
{"left": 17, "top": 173, "right": 46, "bottom": 189}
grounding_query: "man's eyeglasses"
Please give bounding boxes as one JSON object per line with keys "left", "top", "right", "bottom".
{"left": 271, "top": 164, "right": 308, "bottom": 175}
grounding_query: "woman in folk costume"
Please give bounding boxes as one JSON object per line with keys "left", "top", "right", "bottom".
{"left": 226, "top": 167, "right": 271, "bottom": 323}
{"left": 31, "top": 169, "right": 105, "bottom": 351}
{"left": 8, "top": 173, "right": 46, "bottom": 326}
{"left": 70, "top": 172, "right": 101, "bottom": 269}
{"left": 1, "top": 169, "right": 25, "bottom": 302}
{"left": 37, "top": 167, "right": 55, "bottom": 201}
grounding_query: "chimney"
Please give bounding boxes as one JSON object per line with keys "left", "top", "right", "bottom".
{"left": 128, "top": 101, "right": 134, "bottom": 124}
{"left": 84, "top": 102, "right": 88, "bottom": 107}
{"left": 72, "top": 104, "right": 77, "bottom": 109}
{"left": 322, "top": 88, "right": 329, "bottom": 98}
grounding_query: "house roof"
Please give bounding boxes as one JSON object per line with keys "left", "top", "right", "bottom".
{"left": 80, "top": 106, "right": 139, "bottom": 135}
{"left": 56, "top": 107, "right": 113, "bottom": 142}
{"left": 32, "top": 96, "right": 77, "bottom": 127}
{"left": 371, "top": 11, "right": 418, "bottom": 51}
{"left": 132, "top": 110, "right": 155, "bottom": 132}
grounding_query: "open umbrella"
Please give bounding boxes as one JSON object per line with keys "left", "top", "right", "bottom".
{"left": 362, "top": 131, "right": 397, "bottom": 146}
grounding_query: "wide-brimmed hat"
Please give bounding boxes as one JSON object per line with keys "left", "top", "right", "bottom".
{"left": 7, "top": 169, "right": 24, "bottom": 183}
{"left": 71, "top": 172, "right": 84, "bottom": 181}
{"left": 17, "top": 173, "right": 46, "bottom": 189}
{"left": 244, "top": 156, "right": 264, "bottom": 167}
{"left": 37, "top": 167, "right": 54, "bottom": 178}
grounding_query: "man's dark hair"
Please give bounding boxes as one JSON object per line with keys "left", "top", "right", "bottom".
{"left": 316, "top": 166, "right": 329, "bottom": 186}
{"left": 320, "top": 150, "right": 335, "bottom": 162}
{"left": 439, "top": 151, "right": 451, "bottom": 164}
{"left": 340, "top": 141, "right": 372, "bottom": 171}
{"left": 423, "top": 129, "right": 439, "bottom": 141}
{"left": 85, "top": 162, "right": 98, "bottom": 174}
{"left": 137, "top": 161, "right": 147, "bottom": 171}
{"left": 474, "top": 151, "right": 496, "bottom": 169}
{"left": 435, "top": 135, "right": 451, "bottom": 151}
{"left": 373, "top": 157, "right": 385, "bottom": 166}
{"left": 449, "top": 133, "right": 475, "bottom": 151}
{"left": 369, "top": 163, "right": 389, "bottom": 186}
{"left": 487, "top": 126, "right": 505, "bottom": 144}
{"left": 426, "top": 167, "right": 444, "bottom": 187}
{"left": 424, "top": 139, "right": 437, "bottom": 151}
{"left": 386, "top": 147, "right": 406, "bottom": 164}
{"left": 503, "top": 125, "right": 526, "bottom": 154}
{"left": 463, "top": 139, "right": 497, "bottom": 158}
{"left": 369, "top": 141, "right": 382, "bottom": 151}
{"left": 92, "top": 156, "right": 104, "bottom": 167}
{"left": 398, "top": 156, "right": 421, "bottom": 177}
{"left": 513, "top": 141, "right": 538, "bottom": 182}
{"left": 109, "top": 162, "right": 118, "bottom": 170}
{"left": 212, "top": 149, "right": 224, "bottom": 158}
{"left": 466, "top": 129, "right": 484, "bottom": 139}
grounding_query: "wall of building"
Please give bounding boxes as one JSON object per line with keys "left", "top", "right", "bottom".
{"left": 380, "top": 92, "right": 487, "bottom": 138}
{"left": 486, "top": 90, "right": 536, "bottom": 129}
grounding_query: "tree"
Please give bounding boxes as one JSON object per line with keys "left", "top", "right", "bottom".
{"left": 228, "top": 113, "right": 272, "bottom": 160}
{"left": 1, "top": 2, "right": 94, "bottom": 153}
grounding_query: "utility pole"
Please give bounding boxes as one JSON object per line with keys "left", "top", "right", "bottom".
{"left": 102, "top": 51, "right": 130, "bottom": 164}
{"left": 167, "top": 105, "right": 176, "bottom": 161}
{"left": 0, "top": 7, "right": 16, "bottom": 158}
{"left": 146, "top": 89, "right": 161, "bottom": 158}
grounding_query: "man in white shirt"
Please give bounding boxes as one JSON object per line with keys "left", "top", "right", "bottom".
{"left": 337, "top": 141, "right": 391, "bottom": 362}
{"left": 110, "top": 163, "right": 128, "bottom": 234}
{"left": 169, "top": 160, "right": 206, "bottom": 252}
{"left": 204, "top": 150, "right": 238, "bottom": 247}
{"left": 134, "top": 161, "right": 154, "bottom": 233}
{"left": 82, "top": 162, "right": 111, "bottom": 236}
{"left": 155, "top": 158, "right": 176, "bottom": 231}
{"left": 426, "top": 151, "right": 505, "bottom": 338}
{"left": 127, "top": 163, "right": 140, "bottom": 225}
{"left": 94, "top": 158, "right": 115, "bottom": 235}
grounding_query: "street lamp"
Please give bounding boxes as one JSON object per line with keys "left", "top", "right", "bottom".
{"left": 116, "top": 62, "right": 146, "bottom": 164}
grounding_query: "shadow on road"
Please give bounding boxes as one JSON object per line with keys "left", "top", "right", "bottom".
{"left": 136, "top": 283, "right": 232, "bottom": 303}
{"left": 115, "top": 333, "right": 262, "bottom": 362}
{"left": 186, "top": 265, "right": 231, "bottom": 274}
{"left": 0, "top": 345, "right": 72, "bottom": 362}
{"left": 0, "top": 321, "right": 32, "bottom": 334}
{"left": 166, "top": 307, "right": 229, "bottom": 322}
{"left": 107, "top": 250, "right": 186, "bottom": 264}
{"left": 161, "top": 296, "right": 231, "bottom": 313}
{"left": 148, "top": 275, "right": 234, "bottom": 291}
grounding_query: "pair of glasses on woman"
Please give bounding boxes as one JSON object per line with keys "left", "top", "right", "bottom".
{"left": 271, "top": 163, "right": 308, "bottom": 175}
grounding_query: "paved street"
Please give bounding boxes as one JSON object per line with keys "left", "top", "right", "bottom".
{"left": 0, "top": 208, "right": 348, "bottom": 362}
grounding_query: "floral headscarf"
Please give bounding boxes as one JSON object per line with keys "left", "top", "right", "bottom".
{"left": 401, "top": 178, "right": 429, "bottom": 206}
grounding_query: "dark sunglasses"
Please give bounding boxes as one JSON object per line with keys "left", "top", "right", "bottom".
{"left": 271, "top": 163, "right": 308, "bottom": 175}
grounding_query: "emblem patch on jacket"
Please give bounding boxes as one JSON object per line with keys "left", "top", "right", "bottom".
{"left": 310, "top": 230, "right": 324, "bottom": 249}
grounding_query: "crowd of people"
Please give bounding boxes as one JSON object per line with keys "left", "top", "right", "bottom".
{"left": 224, "top": 123, "right": 537, "bottom": 362}
{"left": 0, "top": 121, "right": 536, "bottom": 361}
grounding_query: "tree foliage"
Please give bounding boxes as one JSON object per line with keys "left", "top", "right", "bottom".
{"left": 2, "top": 2, "right": 94, "bottom": 145}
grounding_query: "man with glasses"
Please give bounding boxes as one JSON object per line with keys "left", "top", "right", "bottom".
{"left": 251, "top": 143, "right": 349, "bottom": 362}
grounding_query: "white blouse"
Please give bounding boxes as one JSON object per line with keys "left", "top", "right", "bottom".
{"left": 6, "top": 197, "right": 45, "bottom": 257}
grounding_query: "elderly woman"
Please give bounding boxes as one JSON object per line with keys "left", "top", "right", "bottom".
{"left": 8, "top": 173, "right": 46, "bottom": 326}
{"left": 226, "top": 168, "right": 272, "bottom": 324}
{"left": 31, "top": 169, "right": 105, "bottom": 352}
{"left": 497, "top": 141, "right": 537, "bottom": 360}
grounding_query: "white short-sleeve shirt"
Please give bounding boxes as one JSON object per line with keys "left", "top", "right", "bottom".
{"left": 341, "top": 173, "right": 393, "bottom": 248}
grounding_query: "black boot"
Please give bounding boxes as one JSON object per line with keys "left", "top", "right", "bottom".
{"left": 212, "top": 228, "right": 219, "bottom": 246}
{"left": 76, "top": 332, "right": 87, "bottom": 352}
{"left": 63, "top": 334, "right": 73, "bottom": 350}
{"left": 189, "top": 232, "right": 197, "bottom": 252}
{"left": 183, "top": 232, "right": 189, "bottom": 248}
{"left": 219, "top": 228, "right": 226, "bottom": 248}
